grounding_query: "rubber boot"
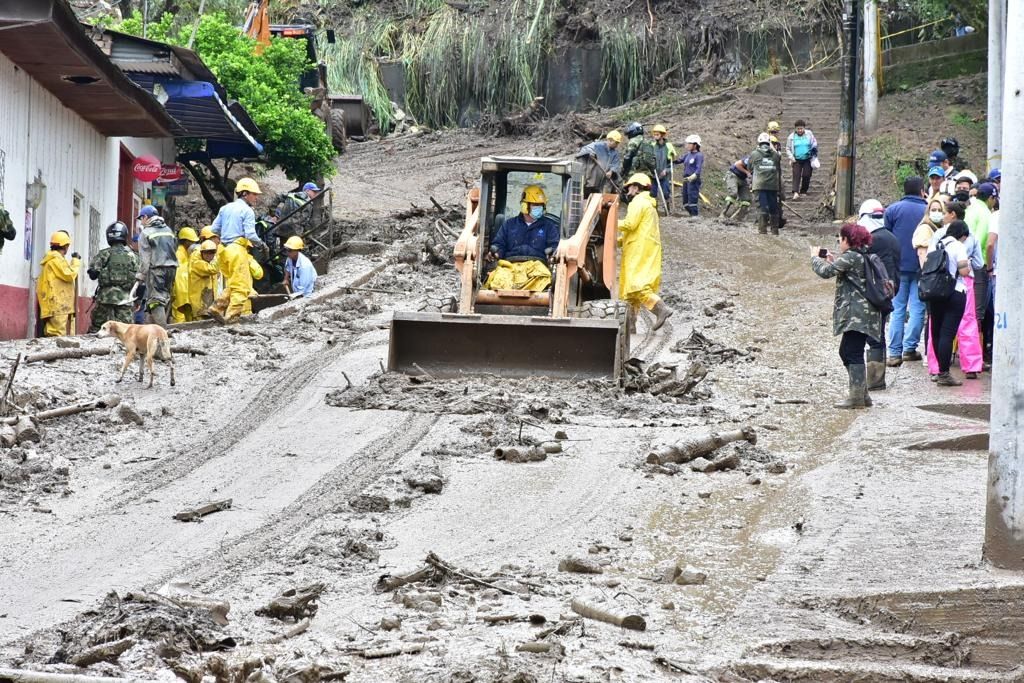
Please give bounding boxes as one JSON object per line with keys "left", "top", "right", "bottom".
{"left": 719, "top": 201, "right": 734, "bottom": 219}
{"left": 834, "top": 364, "right": 868, "bottom": 409}
{"left": 734, "top": 203, "right": 750, "bottom": 221}
{"left": 651, "top": 300, "right": 675, "bottom": 331}
{"left": 769, "top": 213, "right": 780, "bottom": 235}
{"left": 757, "top": 212, "right": 769, "bottom": 234}
{"left": 149, "top": 305, "right": 169, "bottom": 328}
{"left": 866, "top": 348, "right": 887, "bottom": 390}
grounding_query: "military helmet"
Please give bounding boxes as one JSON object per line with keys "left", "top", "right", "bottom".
{"left": 106, "top": 221, "right": 129, "bottom": 245}
{"left": 624, "top": 121, "right": 643, "bottom": 138}
{"left": 940, "top": 136, "right": 960, "bottom": 159}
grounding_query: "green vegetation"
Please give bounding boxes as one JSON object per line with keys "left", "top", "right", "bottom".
{"left": 949, "top": 109, "right": 985, "bottom": 133}
{"left": 598, "top": 21, "right": 685, "bottom": 104}
{"left": 113, "top": 12, "right": 335, "bottom": 186}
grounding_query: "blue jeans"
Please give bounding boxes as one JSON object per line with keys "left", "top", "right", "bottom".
{"left": 888, "top": 272, "right": 926, "bottom": 356}
{"left": 682, "top": 178, "right": 701, "bottom": 215}
{"left": 651, "top": 174, "right": 671, "bottom": 201}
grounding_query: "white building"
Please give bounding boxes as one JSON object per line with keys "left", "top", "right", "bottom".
{"left": 0, "top": 0, "right": 176, "bottom": 339}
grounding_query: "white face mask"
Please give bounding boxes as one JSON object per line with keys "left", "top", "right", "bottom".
{"left": 929, "top": 211, "right": 944, "bottom": 223}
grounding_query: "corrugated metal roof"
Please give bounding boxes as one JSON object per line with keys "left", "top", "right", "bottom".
{"left": 111, "top": 60, "right": 179, "bottom": 76}
{"left": 0, "top": 0, "right": 174, "bottom": 137}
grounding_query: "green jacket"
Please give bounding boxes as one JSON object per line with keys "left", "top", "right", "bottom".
{"left": 626, "top": 138, "right": 659, "bottom": 182}
{"left": 812, "top": 248, "right": 883, "bottom": 341}
{"left": 749, "top": 145, "right": 782, "bottom": 192}
{"left": 90, "top": 245, "right": 140, "bottom": 305}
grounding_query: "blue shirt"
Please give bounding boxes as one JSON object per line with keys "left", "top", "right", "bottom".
{"left": 285, "top": 252, "right": 317, "bottom": 297}
{"left": 491, "top": 214, "right": 560, "bottom": 260}
{"left": 883, "top": 195, "right": 928, "bottom": 273}
{"left": 681, "top": 151, "right": 704, "bottom": 177}
{"left": 212, "top": 198, "right": 264, "bottom": 248}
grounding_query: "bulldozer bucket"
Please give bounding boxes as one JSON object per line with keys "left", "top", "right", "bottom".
{"left": 388, "top": 312, "right": 624, "bottom": 380}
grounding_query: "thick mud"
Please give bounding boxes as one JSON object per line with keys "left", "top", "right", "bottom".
{"left": 0, "top": 97, "right": 1010, "bottom": 683}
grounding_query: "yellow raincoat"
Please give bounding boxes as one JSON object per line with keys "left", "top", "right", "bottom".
{"left": 241, "top": 255, "right": 264, "bottom": 315}
{"left": 188, "top": 250, "right": 220, "bottom": 318}
{"left": 38, "top": 250, "right": 81, "bottom": 336}
{"left": 483, "top": 259, "right": 551, "bottom": 291}
{"left": 209, "top": 242, "right": 251, "bottom": 322}
{"left": 171, "top": 244, "right": 195, "bottom": 323}
{"left": 617, "top": 191, "right": 663, "bottom": 310}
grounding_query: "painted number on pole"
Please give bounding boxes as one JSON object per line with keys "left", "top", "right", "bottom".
{"left": 996, "top": 311, "right": 1009, "bottom": 330}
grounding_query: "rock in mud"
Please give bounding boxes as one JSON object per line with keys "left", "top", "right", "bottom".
{"left": 689, "top": 457, "right": 714, "bottom": 473}
{"left": 554, "top": 430, "right": 569, "bottom": 441}
{"left": 558, "top": 556, "right": 603, "bottom": 574}
{"left": 55, "top": 338, "right": 80, "bottom": 349}
{"left": 746, "top": 474, "right": 762, "bottom": 485}
{"left": 713, "top": 452, "right": 741, "bottom": 471}
{"left": 380, "top": 616, "right": 402, "bottom": 631}
{"left": 676, "top": 566, "right": 708, "bottom": 586}
{"left": 766, "top": 461, "right": 787, "bottom": 474}
{"left": 404, "top": 469, "right": 444, "bottom": 494}
{"left": 658, "top": 563, "right": 682, "bottom": 584}
{"left": 14, "top": 416, "right": 40, "bottom": 444}
{"left": 117, "top": 403, "right": 145, "bottom": 426}
{"left": 348, "top": 493, "right": 391, "bottom": 513}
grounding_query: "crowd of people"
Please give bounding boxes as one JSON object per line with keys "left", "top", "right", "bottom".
{"left": 812, "top": 136, "right": 1000, "bottom": 407}
{"left": 36, "top": 178, "right": 321, "bottom": 337}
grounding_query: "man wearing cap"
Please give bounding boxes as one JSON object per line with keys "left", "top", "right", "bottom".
{"left": 576, "top": 131, "right": 623, "bottom": 197}
{"left": 965, "top": 182, "right": 998, "bottom": 349}
{"left": 926, "top": 166, "right": 945, "bottom": 202}
{"left": 883, "top": 176, "right": 928, "bottom": 366}
{"left": 135, "top": 206, "right": 178, "bottom": 327}
{"left": 271, "top": 182, "right": 322, "bottom": 236}
{"left": 212, "top": 177, "right": 267, "bottom": 252}
{"left": 929, "top": 150, "right": 958, "bottom": 196}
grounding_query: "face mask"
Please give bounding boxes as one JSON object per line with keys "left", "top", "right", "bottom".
{"left": 955, "top": 191, "right": 970, "bottom": 202}
{"left": 529, "top": 206, "right": 544, "bottom": 220}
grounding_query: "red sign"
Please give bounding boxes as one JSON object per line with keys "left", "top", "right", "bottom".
{"left": 132, "top": 155, "right": 161, "bottom": 183}
{"left": 157, "top": 164, "right": 183, "bottom": 183}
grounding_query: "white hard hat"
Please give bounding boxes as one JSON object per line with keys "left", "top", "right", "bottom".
{"left": 757, "top": 132, "right": 771, "bottom": 144}
{"left": 954, "top": 169, "right": 978, "bottom": 185}
{"left": 685, "top": 134, "right": 702, "bottom": 145}
{"left": 858, "top": 199, "right": 884, "bottom": 217}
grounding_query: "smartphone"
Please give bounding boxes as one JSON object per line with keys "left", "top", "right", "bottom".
{"left": 818, "top": 248, "right": 829, "bottom": 258}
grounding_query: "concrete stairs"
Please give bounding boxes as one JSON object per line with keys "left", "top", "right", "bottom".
{"left": 781, "top": 77, "right": 841, "bottom": 218}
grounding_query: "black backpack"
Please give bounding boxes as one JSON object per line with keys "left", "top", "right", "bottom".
{"left": 918, "top": 240, "right": 956, "bottom": 302}
{"left": 860, "top": 253, "right": 895, "bottom": 313}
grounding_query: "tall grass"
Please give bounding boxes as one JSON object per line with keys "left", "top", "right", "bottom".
{"left": 320, "top": 17, "right": 398, "bottom": 130}
{"left": 599, "top": 20, "right": 686, "bottom": 104}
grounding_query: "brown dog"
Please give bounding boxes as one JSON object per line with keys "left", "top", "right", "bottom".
{"left": 97, "top": 321, "right": 176, "bottom": 388}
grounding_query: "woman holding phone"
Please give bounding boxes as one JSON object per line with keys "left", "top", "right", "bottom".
{"left": 810, "top": 222, "right": 883, "bottom": 409}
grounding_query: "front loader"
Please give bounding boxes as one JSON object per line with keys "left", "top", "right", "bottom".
{"left": 388, "top": 156, "right": 629, "bottom": 380}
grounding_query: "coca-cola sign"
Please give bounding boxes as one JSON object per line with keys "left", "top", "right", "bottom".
{"left": 157, "top": 164, "right": 183, "bottom": 183}
{"left": 132, "top": 155, "right": 161, "bottom": 182}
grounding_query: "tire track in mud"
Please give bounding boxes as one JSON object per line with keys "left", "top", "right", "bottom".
{"left": 170, "top": 412, "right": 438, "bottom": 591}
{"left": 106, "top": 344, "right": 342, "bottom": 510}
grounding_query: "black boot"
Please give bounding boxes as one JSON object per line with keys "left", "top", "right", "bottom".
{"left": 770, "top": 213, "right": 781, "bottom": 235}
{"left": 651, "top": 300, "right": 675, "bottom": 330}
{"left": 834, "top": 364, "right": 869, "bottom": 409}
{"left": 757, "top": 212, "right": 769, "bottom": 234}
{"left": 866, "top": 348, "right": 887, "bottom": 390}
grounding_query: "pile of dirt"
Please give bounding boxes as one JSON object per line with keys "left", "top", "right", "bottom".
{"left": 0, "top": 446, "right": 71, "bottom": 507}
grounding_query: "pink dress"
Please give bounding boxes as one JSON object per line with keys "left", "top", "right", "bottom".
{"left": 927, "top": 275, "right": 983, "bottom": 373}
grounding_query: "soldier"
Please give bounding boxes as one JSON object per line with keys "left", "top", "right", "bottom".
{"left": 749, "top": 133, "right": 783, "bottom": 235}
{"left": 135, "top": 205, "right": 178, "bottom": 327}
{"left": 88, "top": 221, "right": 140, "bottom": 333}
{"left": 270, "top": 182, "right": 322, "bottom": 237}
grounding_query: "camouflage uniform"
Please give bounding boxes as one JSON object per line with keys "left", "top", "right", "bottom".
{"left": 811, "top": 248, "right": 883, "bottom": 340}
{"left": 88, "top": 244, "right": 139, "bottom": 332}
{"left": 623, "top": 137, "right": 657, "bottom": 180}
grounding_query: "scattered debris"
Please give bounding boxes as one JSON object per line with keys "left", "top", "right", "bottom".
{"left": 646, "top": 427, "right": 757, "bottom": 466}
{"left": 349, "top": 643, "right": 424, "bottom": 659}
{"left": 622, "top": 359, "right": 709, "bottom": 399}
{"left": 672, "top": 329, "right": 755, "bottom": 365}
{"left": 263, "top": 618, "right": 311, "bottom": 644}
{"left": 255, "top": 583, "right": 326, "bottom": 622}
{"left": 173, "top": 499, "right": 232, "bottom": 523}
{"left": 558, "top": 556, "right": 604, "bottom": 574}
{"left": 494, "top": 446, "right": 547, "bottom": 463}
{"left": 571, "top": 598, "right": 646, "bottom": 631}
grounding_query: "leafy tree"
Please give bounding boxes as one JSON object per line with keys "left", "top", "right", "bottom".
{"left": 113, "top": 11, "right": 335, "bottom": 212}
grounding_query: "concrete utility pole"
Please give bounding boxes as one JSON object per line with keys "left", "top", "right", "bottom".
{"left": 987, "top": 0, "right": 1005, "bottom": 173}
{"left": 835, "top": 0, "right": 859, "bottom": 218}
{"left": 985, "top": 0, "right": 1023, "bottom": 569}
{"left": 863, "top": 0, "right": 879, "bottom": 133}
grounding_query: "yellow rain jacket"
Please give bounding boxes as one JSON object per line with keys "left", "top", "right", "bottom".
{"left": 618, "top": 191, "right": 662, "bottom": 309}
{"left": 171, "top": 244, "right": 195, "bottom": 323}
{"left": 188, "top": 250, "right": 220, "bottom": 317}
{"left": 483, "top": 259, "right": 551, "bottom": 291}
{"left": 38, "top": 251, "right": 81, "bottom": 319}
{"left": 220, "top": 242, "right": 252, "bottom": 317}
{"left": 242, "top": 255, "right": 264, "bottom": 315}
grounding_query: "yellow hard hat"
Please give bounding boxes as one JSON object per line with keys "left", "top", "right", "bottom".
{"left": 236, "top": 237, "right": 252, "bottom": 248}
{"left": 283, "top": 235, "right": 305, "bottom": 250}
{"left": 606, "top": 130, "right": 623, "bottom": 143}
{"left": 769, "top": 135, "right": 780, "bottom": 144}
{"left": 767, "top": 120, "right": 781, "bottom": 132}
{"left": 50, "top": 231, "right": 71, "bottom": 247}
{"left": 178, "top": 227, "right": 199, "bottom": 242}
{"left": 522, "top": 185, "right": 547, "bottom": 205}
{"left": 199, "top": 226, "right": 216, "bottom": 240}
{"left": 235, "top": 177, "right": 262, "bottom": 195}
{"left": 200, "top": 240, "right": 218, "bottom": 252}
{"left": 625, "top": 173, "right": 652, "bottom": 188}
{"left": 651, "top": 124, "right": 668, "bottom": 135}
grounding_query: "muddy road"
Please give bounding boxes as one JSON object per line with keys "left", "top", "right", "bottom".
{"left": 0, "top": 130, "right": 1012, "bottom": 682}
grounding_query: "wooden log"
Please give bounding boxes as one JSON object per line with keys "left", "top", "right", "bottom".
{"left": 67, "top": 638, "right": 134, "bottom": 668}
{"left": 173, "top": 499, "right": 232, "bottom": 522}
{"left": 570, "top": 598, "right": 646, "bottom": 632}
{"left": 374, "top": 566, "right": 431, "bottom": 593}
{"left": 169, "top": 345, "right": 208, "bottom": 356}
{"left": 646, "top": 427, "right": 757, "bottom": 466}
{"left": 0, "top": 668, "right": 152, "bottom": 683}
{"left": 13, "top": 416, "right": 40, "bottom": 444}
{"left": 24, "top": 348, "right": 111, "bottom": 364}
{"left": 425, "top": 552, "right": 515, "bottom": 596}
{"left": 255, "top": 583, "right": 325, "bottom": 621}
{"left": 354, "top": 644, "right": 423, "bottom": 659}
{"left": 1, "top": 353, "right": 21, "bottom": 417}
{"left": 2, "top": 395, "right": 121, "bottom": 427}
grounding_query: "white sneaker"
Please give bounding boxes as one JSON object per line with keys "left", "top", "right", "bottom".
{"left": 792, "top": 192, "right": 800, "bottom": 200}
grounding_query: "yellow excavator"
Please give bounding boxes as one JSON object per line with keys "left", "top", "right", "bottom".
{"left": 388, "top": 156, "right": 629, "bottom": 380}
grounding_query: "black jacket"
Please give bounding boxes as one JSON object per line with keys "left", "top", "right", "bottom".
{"left": 867, "top": 227, "right": 902, "bottom": 293}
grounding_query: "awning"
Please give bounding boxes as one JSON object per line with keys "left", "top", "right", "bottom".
{"left": 156, "top": 80, "right": 264, "bottom": 158}
{"left": 0, "top": 0, "right": 175, "bottom": 137}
